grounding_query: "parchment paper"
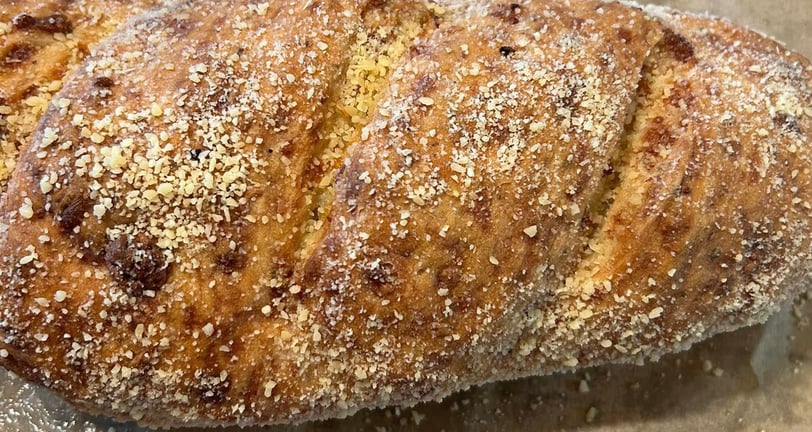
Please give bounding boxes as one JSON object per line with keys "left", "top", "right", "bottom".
{"left": 1, "top": 1, "right": 811, "bottom": 431}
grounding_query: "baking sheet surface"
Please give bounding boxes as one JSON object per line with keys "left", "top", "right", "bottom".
{"left": 1, "top": 1, "right": 810, "bottom": 431}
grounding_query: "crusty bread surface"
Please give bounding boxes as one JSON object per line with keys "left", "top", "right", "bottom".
{"left": 0, "top": 0, "right": 165, "bottom": 192}
{"left": 1, "top": 0, "right": 811, "bottom": 427}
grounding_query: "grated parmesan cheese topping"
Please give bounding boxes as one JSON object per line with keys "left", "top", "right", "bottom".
{"left": 0, "top": 0, "right": 168, "bottom": 192}
{"left": 0, "top": 0, "right": 810, "bottom": 428}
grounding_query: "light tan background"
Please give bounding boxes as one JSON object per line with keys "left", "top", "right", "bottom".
{"left": 1, "top": 1, "right": 810, "bottom": 431}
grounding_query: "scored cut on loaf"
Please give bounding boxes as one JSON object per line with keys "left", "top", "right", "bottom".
{"left": 0, "top": 0, "right": 811, "bottom": 427}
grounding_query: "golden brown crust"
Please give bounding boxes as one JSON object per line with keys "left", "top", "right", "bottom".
{"left": 0, "top": 0, "right": 165, "bottom": 192}
{"left": 0, "top": 0, "right": 811, "bottom": 427}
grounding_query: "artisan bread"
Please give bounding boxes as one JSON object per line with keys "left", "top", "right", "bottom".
{"left": 0, "top": 0, "right": 166, "bottom": 192}
{"left": 1, "top": 0, "right": 811, "bottom": 427}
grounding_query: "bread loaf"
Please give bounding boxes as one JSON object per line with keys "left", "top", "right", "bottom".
{"left": 0, "top": 0, "right": 810, "bottom": 427}
{"left": 0, "top": 0, "right": 167, "bottom": 194}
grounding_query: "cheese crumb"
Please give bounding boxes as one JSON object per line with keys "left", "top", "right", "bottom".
{"left": 93, "top": 204, "right": 107, "bottom": 218}
{"left": 157, "top": 183, "right": 174, "bottom": 198}
{"left": 150, "top": 102, "right": 163, "bottom": 117}
{"left": 90, "top": 133, "right": 105, "bottom": 144}
{"left": 523, "top": 225, "right": 538, "bottom": 238}
{"left": 35, "top": 298, "right": 50, "bottom": 307}
{"left": 585, "top": 406, "right": 599, "bottom": 423}
{"left": 263, "top": 380, "right": 277, "bottom": 397}
{"left": 19, "top": 253, "right": 37, "bottom": 266}
{"left": 42, "top": 127, "right": 59, "bottom": 147}
{"left": 418, "top": 96, "right": 434, "bottom": 106}
{"left": 39, "top": 176, "right": 54, "bottom": 194}
{"left": 19, "top": 202, "right": 34, "bottom": 220}
{"left": 202, "top": 323, "right": 215, "bottom": 337}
